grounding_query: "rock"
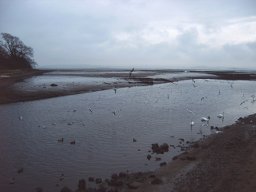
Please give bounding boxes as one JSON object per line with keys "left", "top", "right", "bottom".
{"left": 172, "top": 156, "right": 178, "bottom": 160}
{"left": 119, "top": 172, "right": 127, "bottom": 178}
{"left": 60, "top": 186, "right": 72, "bottom": 192}
{"left": 76, "top": 179, "right": 86, "bottom": 192}
{"left": 88, "top": 177, "right": 94, "bottom": 182}
{"left": 111, "top": 173, "right": 118, "bottom": 180}
{"left": 127, "top": 181, "right": 142, "bottom": 189}
{"left": 186, "top": 156, "right": 196, "bottom": 161}
{"left": 109, "top": 179, "right": 123, "bottom": 187}
{"left": 17, "top": 168, "right": 23, "bottom": 174}
{"left": 151, "top": 178, "right": 163, "bottom": 185}
{"left": 160, "top": 162, "right": 167, "bottom": 167}
{"left": 155, "top": 157, "right": 161, "bottom": 161}
{"left": 50, "top": 83, "right": 58, "bottom": 87}
{"left": 151, "top": 143, "right": 169, "bottom": 154}
{"left": 35, "top": 187, "right": 43, "bottom": 192}
{"left": 147, "top": 154, "right": 152, "bottom": 160}
{"left": 9, "top": 178, "right": 15, "bottom": 184}
{"left": 95, "top": 178, "right": 102, "bottom": 184}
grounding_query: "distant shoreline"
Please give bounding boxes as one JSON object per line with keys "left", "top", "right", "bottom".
{"left": 0, "top": 69, "right": 256, "bottom": 104}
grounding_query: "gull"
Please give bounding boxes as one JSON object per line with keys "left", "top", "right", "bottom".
{"left": 186, "top": 108, "right": 195, "bottom": 114}
{"left": 201, "top": 117, "right": 210, "bottom": 127}
{"left": 201, "top": 116, "right": 210, "bottom": 122}
{"left": 217, "top": 112, "right": 224, "bottom": 119}
{"left": 190, "top": 121, "right": 195, "bottom": 127}
{"left": 240, "top": 100, "right": 248, "bottom": 105}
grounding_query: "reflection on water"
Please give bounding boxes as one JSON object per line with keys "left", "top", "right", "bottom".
{"left": 0, "top": 79, "right": 256, "bottom": 191}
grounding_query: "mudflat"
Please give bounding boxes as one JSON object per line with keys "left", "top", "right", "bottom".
{"left": 1, "top": 69, "right": 256, "bottom": 104}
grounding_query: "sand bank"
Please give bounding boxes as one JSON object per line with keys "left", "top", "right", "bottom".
{"left": 1, "top": 69, "right": 255, "bottom": 104}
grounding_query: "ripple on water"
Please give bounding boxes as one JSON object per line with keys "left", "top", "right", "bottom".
{"left": 0, "top": 79, "right": 256, "bottom": 191}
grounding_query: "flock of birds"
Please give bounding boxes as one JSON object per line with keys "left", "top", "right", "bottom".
{"left": 190, "top": 112, "right": 224, "bottom": 128}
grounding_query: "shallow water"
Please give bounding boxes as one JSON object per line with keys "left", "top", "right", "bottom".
{"left": 149, "top": 72, "right": 216, "bottom": 79}
{"left": 0, "top": 79, "right": 256, "bottom": 191}
{"left": 13, "top": 75, "right": 124, "bottom": 91}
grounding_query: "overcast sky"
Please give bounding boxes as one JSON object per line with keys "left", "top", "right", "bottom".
{"left": 1, "top": 0, "right": 256, "bottom": 69}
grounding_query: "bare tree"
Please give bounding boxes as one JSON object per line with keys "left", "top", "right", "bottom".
{"left": 0, "top": 33, "right": 36, "bottom": 69}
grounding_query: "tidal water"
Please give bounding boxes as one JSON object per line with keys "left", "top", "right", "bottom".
{"left": 0, "top": 79, "right": 256, "bottom": 191}
{"left": 13, "top": 75, "right": 125, "bottom": 91}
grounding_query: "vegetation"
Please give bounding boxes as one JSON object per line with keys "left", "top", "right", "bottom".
{"left": 0, "top": 33, "right": 36, "bottom": 69}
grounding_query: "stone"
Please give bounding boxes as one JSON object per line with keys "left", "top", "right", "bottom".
{"left": 151, "top": 178, "right": 163, "bottom": 185}
{"left": 151, "top": 143, "right": 169, "bottom": 154}
{"left": 95, "top": 178, "right": 102, "bottom": 184}
{"left": 88, "top": 177, "right": 94, "bottom": 182}
{"left": 50, "top": 83, "right": 58, "bottom": 87}
{"left": 60, "top": 187, "right": 72, "bottom": 192}
{"left": 147, "top": 154, "right": 152, "bottom": 160}
{"left": 160, "top": 162, "right": 167, "bottom": 167}
{"left": 17, "top": 168, "right": 23, "bottom": 174}
{"left": 127, "top": 181, "right": 142, "bottom": 189}
{"left": 76, "top": 179, "right": 86, "bottom": 192}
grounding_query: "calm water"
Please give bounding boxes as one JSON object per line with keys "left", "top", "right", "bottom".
{"left": 13, "top": 75, "right": 125, "bottom": 91}
{"left": 0, "top": 79, "right": 256, "bottom": 191}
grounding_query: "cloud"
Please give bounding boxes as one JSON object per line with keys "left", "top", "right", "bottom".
{"left": 1, "top": 0, "right": 256, "bottom": 69}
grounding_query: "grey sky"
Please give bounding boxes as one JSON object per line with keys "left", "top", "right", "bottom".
{"left": 1, "top": 0, "right": 256, "bottom": 69}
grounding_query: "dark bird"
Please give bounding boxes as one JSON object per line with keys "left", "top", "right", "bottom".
{"left": 129, "top": 68, "right": 135, "bottom": 78}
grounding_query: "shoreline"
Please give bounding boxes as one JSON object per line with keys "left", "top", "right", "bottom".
{"left": 1, "top": 69, "right": 256, "bottom": 105}
{"left": 1, "top": 69, "right": 256, "bottom": 191}
{"left": 81, "top": 113, "right": 256, "bottom": 192}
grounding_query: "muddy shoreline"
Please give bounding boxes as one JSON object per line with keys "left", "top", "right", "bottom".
{"left": 1, "top": 69, "right": 256, "bottom": 105}
{"left": 71, "top": 113, "right": 256, "bottom": 192}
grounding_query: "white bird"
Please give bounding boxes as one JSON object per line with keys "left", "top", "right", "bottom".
{"left": 217, "top": 112, "right": 224, "bottom": 119}
{"left": 201, "top": 116, "right": 210, "bottom": 122}
{"left": 190, "top": 121, "right": 195, "bottom": 127}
